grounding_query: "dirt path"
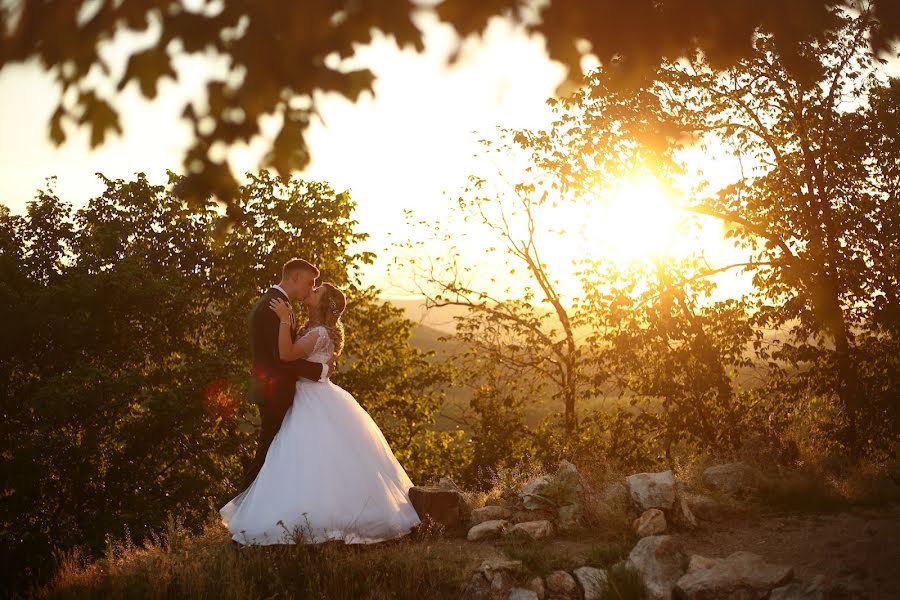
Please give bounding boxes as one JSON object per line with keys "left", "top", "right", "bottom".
{"left": 676, "top": 503, "right": 900, "bottom": 598}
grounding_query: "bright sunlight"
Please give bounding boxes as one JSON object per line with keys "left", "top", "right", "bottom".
{"left": 591, "top": 175, "right": 681, "bottom": 265}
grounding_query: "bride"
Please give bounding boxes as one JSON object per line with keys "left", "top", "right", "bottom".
{"left": 220, "top": 283, "right": 421, "bottom": 545}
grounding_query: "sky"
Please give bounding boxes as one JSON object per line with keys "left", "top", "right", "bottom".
{"left": 0, "top": 16, "right": 571, "bottom": 296}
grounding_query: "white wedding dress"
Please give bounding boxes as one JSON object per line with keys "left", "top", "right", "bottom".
{"left": 220, "top": 326, "right": 421, "bottom": 545}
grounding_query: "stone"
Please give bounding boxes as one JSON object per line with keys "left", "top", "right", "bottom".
{"left": 472, "top": 505, "right": 514, "bottom": 525}
{"left": 521, "top": 475, "right": 555, "bottom": 510}
{"left": 626, "top": 470, "right": 676, "bottom": 511}
{"left": 769, "top": 575, "right": 828, "bottom": 600}
{"left": 510, "top": 508, "right": 557, "bottom": 524}
{"left": 673, "top": 494, "right": 698, "bottom": 529}
{"left": 468, "top": 519, "right": 509, "bottom": 541}
{"left": 462, "top": 573, "right": 491, "bottom": 600}
{"left": 526, "top": 576, "right": 546, "bottom": 600}
{"left": 686, "top": 554, "right": 722, "bottom": 574}
{"left": 558, "top": 504, "right": 581, "bottom": 531}
{"left": 634, "top": 508, "right": 668, "bottom": 537}
{"left": 545, "top": 570, "right": 579, "bottom": 597}
{"left": 626, "top": 535, "right": 688, "bottom": 600}
{"left": 508, "top": 588, "right": 539, "bottom": 600}
{"left": 573, "top": 566, "right": 608, "bottom": 600}
{"left": 438, "top": 476, "right": 463, "bottom": 492}
{"left": 506, "top": 520, "right": 554, "bottom": 540}
{"left": 491, "top": 571, "right": 514, "bottom": 595}
{"left": 682, "top": 493, "right": 732, "bottom": 522}
{"left": 408, "top": 486, "right": 463, "bottom": 529}
{"left": 674, "top": 551, "right": 793, "bottom": 599}
{"left": 702, "top": 462, "right": 760, "bottom": 495}
{"left": 478, "top": 557, "right": 524, "bottom": 580}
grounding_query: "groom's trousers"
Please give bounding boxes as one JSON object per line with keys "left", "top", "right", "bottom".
{"left": 241, "top": 379, "right": 294, "bottom": 492}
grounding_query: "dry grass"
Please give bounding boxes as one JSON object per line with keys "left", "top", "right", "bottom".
{"left": 34, "top": 515, "right": 487, "bottom": 600}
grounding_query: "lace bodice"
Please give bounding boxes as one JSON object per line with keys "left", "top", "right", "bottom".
{"left": 299, "top": 325, "right": 334, "bottom": 364}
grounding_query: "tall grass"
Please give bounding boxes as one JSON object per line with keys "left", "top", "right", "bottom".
{"left": 37, "top": 516, "right": 477, "bottom": 600}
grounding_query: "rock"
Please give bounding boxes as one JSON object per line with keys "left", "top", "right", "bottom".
{"left": 686, "top": 555, "right": 722, "bottom": 574}
{"left": 673, "top": 494, "right": 698, "bottom": 529}
{"left": 573, "top": 566, "right": 608, "bottom": 600}
{"left": 438, "top": 476, "right": 463, "bottom": 492}
{"left": 674, "top": 551, "right": 793, "bottom": 599}
{"left": 472, "top": 505, "right": 514, "bottom": 525}
{"left": 626, "top": 535, "right": 688, "bottom": 600}
{"left": 601, "top": 481, "right": 629, "bottom": 507}
{"left": 508, "top": 588, "right": 539, "bottom": 600}
{"left": 558, "top": 459, "right": 579, "bottom": 477}
{"left": 507, "top": 520, "right": 554, "bottom": 540}
{"left": 769, "top": 575, "right": 828, "bottom": 600}
{"left": 626, "top": 470, "right": 676, "bottom": 511}
{"left": 468, "top": 519, "right": 509, "bottom": 541}
{"left": 521, "top": 475, "right": 556, "bottom": 510}
{"left": 526, "top": 576, "right": 546, "bottom": 599}
{"left": 702, "top": 462, "right": 760, "bottom": 495}
{"left": 462, "top": 573, "right": 491, "bottom": 600}
{"left": 408, "top": 486, "right": 464, "bottom": 529}
{"left": 545, "top": 570, "right": 579, "bottom": 597}
{"left": 491, "top": 571, "right": 514, "bottom": 595}
{"left": 558, "top": 504, "right": 581, "bottom": 531}
{"left": 634, "top": 508, "right": 668, "bottom": 537}
{"left": 510, "top": 508, "right": 557, "bottom": 524}
{"left": 478, "top": 557, "right": 524, "bottom": 580}
{"left": 682, "top": 492, "right": 732, "bottom": 522}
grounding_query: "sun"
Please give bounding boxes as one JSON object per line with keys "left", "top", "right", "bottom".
{"left": 590, "top": 175, "right": 681, "bottom": 264}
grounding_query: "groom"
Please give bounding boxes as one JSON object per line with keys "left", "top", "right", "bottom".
{"left": 242, "top": 258, "right": 332, "bottom": 491}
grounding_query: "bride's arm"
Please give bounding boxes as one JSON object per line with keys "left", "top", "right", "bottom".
{"left": 269, "top": 298, "right": 321, "bottom": 361}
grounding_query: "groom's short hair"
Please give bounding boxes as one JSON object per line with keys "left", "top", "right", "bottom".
{"left": 282, "top": 258, "right": 319, "bottom": 279}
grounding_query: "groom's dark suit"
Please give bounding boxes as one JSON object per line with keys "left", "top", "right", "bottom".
{"left": 242, "top": 287, "right": 324, "bottom": 491}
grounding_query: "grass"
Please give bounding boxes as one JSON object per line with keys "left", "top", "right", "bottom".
{"left": 604, "top": 562, "right": 647, "bottom": 600}
{"left": 35, "top": 518, "right": 487, "bottom": 600}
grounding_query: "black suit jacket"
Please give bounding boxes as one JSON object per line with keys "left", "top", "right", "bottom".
{"left": 249, "top": 287, "right": 323, "bottom": 413}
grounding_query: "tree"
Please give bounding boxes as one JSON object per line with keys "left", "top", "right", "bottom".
{"left": 553, "top": 7, "right": 899, "bottom": 456}
{"left": 2, "top": 0, "right": 896, "bottom": 210}
{"left": 0, "top": 172, "right": 455, "bottom": 591}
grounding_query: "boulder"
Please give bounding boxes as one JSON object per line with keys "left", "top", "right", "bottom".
{"left": 573, "top": 566, "right": 608, "bottom": 600}
{"left": 510, "top": 508, "right": 557, "bottom": 524}
{"left": 521, "top": 475, "right": 555, "bottom": 510}
{"left": 508, "top": 588, "right": 539, "bottom": 600}
{"left": 702, "top": 462, "right": 759, "bottom": 495}
{"left": 472, "top": 505, "right": 514, "bottom": 525}
{"left": 672, "top": 494, "right": 698, "bottom": 529}
{"left": 468, "top": 519, "right": 509, "bottom": 541}
{"left": 479, "top": 557, "right": 524, "bottom": 580}
{"left": 558, "top": 504, "right": 581, "bottom": 531}
{"left": 545, "top": 570, "right": 579, "bottom": 597}
{"left": 507, "top": 520, "right": 554, "bottom": 540}
{"left": 634, "top": 508, "right": 667, "bottom": 537}
{"left": 682, "top": 493, "right": 733, "bottom": 522}
{"left": 408, "top": 486, "right": 464, "bottom": 529}
{"left": 438, "top": 476, "right": 463, "bottom": 493}
{"left": 674, "top": 551, "right": 793, "bottom": 599}
{"left": 626, "top": 535, "right": 688, "bottom": 600}
{"left": 462, "top": 573, "right": 491, "bottom": 600}
{"left": 769, "top": 575, "right": 828, "bottom": 600}
{"left": 626, "top": 471, "right": 676, "bottom": 511}
{"left": 686, "top": 555, "right": 722, "bottom": 574}
{"left": 526, "top": 576, "right": 546, "bottom": 600}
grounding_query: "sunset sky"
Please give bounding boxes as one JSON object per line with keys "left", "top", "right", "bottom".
{"left": 5, "top": 14, "right": 882, "bottom": 301}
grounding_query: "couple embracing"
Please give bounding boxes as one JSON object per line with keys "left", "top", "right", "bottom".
{"left": 220, "top": 258, "right": 421, "bottom": 545}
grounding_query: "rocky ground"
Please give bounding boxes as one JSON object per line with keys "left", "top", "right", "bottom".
{"left": 677, "top": 502, "right": 900, "bottom": 598}
{"left": 412, "top": 461, "right": 900, "bottom": 599}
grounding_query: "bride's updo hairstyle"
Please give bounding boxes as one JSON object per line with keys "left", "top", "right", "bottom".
{"left": 309, "top": 282, "right": 346, "bottom": 356}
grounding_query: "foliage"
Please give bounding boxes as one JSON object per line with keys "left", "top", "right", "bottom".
{"left": 4, "top": 0, "right": 897, "bottom": 210}
{"left": 0, "top": 173, "right": 455, "bottom": 591}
